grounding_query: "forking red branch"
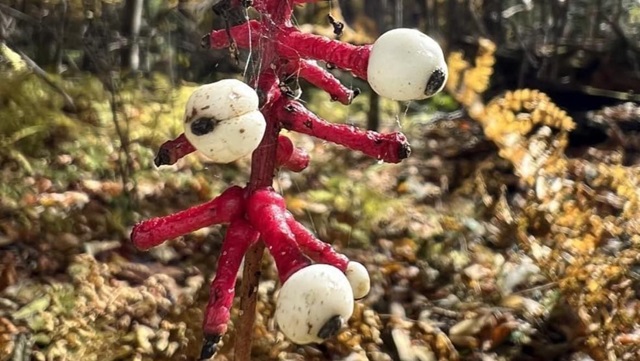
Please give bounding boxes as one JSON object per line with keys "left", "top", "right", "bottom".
{"left": 131, "top": 0, "right": 448, "bottom": 359}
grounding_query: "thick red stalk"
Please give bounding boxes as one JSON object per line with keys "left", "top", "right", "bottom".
{"left": 258, "top": 0, "right": 294, "bottom": 23}
{"left": 285, "top": 212, "right": 349, "bottom": 271}
{"left": 277, "top": 99, "right": 411, "bottom": 163}
{"left": 278, "top": 31, "right": 371, "bottom": 79}
{"left": 203, "top": 218, "right": 260, "bottom": 336}
{"left": 131, "top": 186, "right": 244, "bottom": 250}
{"left": 154, "top": 133, "right": 196, "bottom": 166}
{"left": 208, "top": 20, "right": 371, "bottom": 80}
{"left": 292, "top": 59, "right": 358, "bottom": 105}
{"left": 255, "top": 70, "right": 282, "bottom": 116}
{"left": 247, "top": 189, "right": 311, "bottom": 282}
{"left": 247, "top": 74, "right": 280, "bottom": 189}
{"left": 209, "top": 21, "right": 259, "bottom": 49}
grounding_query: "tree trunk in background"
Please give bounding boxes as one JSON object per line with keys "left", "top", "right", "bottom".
{"left": 368, "top": 90, "right": 380, "bottom": 131}
{"left": 3, "top": 0, "right": 634, "bottom": 101}
{"left": 364, "top": 0, "right": 395, "bottom": 131}
{"left": 121, "top": 0, "right": 143, "bottom": 71}
{"left": 35, "top": 1, "right": 56, "bottom": 65}
{"left": 53, "top": 0, "right": 68, "bottom": 74}
{"left": 338, "top": 0, "right": 411, "bottom": 131}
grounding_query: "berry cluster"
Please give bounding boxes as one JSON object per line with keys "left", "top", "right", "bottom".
{"left": 131, "top": 0, "right": 447, "bottom": 358}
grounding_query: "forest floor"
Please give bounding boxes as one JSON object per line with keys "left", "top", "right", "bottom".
{"left": 1, "top": 71, "right": 639, "bottom": 361}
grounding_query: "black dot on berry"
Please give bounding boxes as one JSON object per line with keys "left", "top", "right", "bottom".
{"left": 191, "top": 117, "right": 216, "bottom": 136}
{"left": 317, "top": 315, "right": 343, "bottom": 339}
{"left": 425, "top": 68, "right": 446, "bottom": 97}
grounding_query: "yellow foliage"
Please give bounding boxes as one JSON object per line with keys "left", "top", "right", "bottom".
{"left": 445, "top": 38, "right": 495, "bottom": 116}
{"left": 446, "top": 39, "right": 575, "bottom": 183}
{"left": 449, "top": 38, "right": 640, "bottom": 361}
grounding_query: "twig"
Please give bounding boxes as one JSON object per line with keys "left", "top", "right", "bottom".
{"left": 16, "top": 49, "right": 76, "bottom": 112}
{"left": 605, "top": 17, "right": 640, "bottom": 54}
{"left": 0, "top": 3, "right": 39, "bottom": 26}
{"left": 107, "top": 77, "right": 131, "bottom": 195}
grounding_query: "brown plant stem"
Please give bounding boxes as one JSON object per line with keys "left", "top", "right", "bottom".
{"left": 234, "top": 241, "right": 264, "bottom": 361}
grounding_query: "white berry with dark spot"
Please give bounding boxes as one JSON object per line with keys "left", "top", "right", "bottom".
{"left": 346, "top": 261, "right": 370, "bottom": 299}
{"left": 368, "top": 28, "right": 448, "bottom": 101}
{"left": 184, "top": 79, "right": 266, "bottom": 163}
{"left": 275, "top": 264, "right": 354, "bottom": 344}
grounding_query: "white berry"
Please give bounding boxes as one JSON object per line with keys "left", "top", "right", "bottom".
{"left": 183, "top": 79, "right": 266, "bottom": 163}
{"left": 275, "top": 264, "right": 354, "bottom": 344}
{"left": 368, "top": 28, "right": 448, "bottom": 101}
{"left": 346, "top": 261, "right": 370, "bottom": 299}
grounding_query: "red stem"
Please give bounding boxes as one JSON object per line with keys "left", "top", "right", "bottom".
{"left": 258, "top": 0, "right": 294, "bottom": 23}
{"left": 285, "top": 212, "right": 349, "bottom": 271}
{"left": 209, "top": 20, "right": 260, "bottom": 49}
{"left": 154, "top": 133, "right": 196, "bottom": 166}
{"left": 131, "top": 186, "right": 244, "bottom": 250}
{"left": 277, "top": 99, "right": 411, "bottom": 163}
{"left": 279, "top": 31, "right": 371, "bottom": 79}
{"left": 208, "top": 21, "right": 371, "bottom": 80}
{"left": 293, "top": 59, "right": 358, "bottom": 105}
{"left": 246, "top": 189, "right": 311, "bottom": 282}
{"left": 248, "top": 71, "right": 281, "bottom": 190}
{"left": 255, "top": 70, "right": 282, "bottom": 114}
{"left": 203, "top": 218, "right": 260, "bottom": 336}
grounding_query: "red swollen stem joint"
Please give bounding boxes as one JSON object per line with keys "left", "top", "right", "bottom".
{"left": 276, "top": 135, "right": 309, "bottom": 172}
{"left": 246, "top": 189, "right": 311, "bottom": 282}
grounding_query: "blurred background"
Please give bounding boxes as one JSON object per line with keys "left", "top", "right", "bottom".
{"left": 1, "top": 1, "right": 640, "bottom": 361}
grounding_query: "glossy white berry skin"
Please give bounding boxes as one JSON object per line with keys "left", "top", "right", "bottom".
{"left": 275, "top": 264, "right": 354, "bottom": 344}
{"left": 183, "top": 79, "right": 266, "bottom": 163}
{"left": 367, "top": 28, "right": 448, "bottom": 101}
{"left": 346, "top": 261, "right": 370, "bottom": 300}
